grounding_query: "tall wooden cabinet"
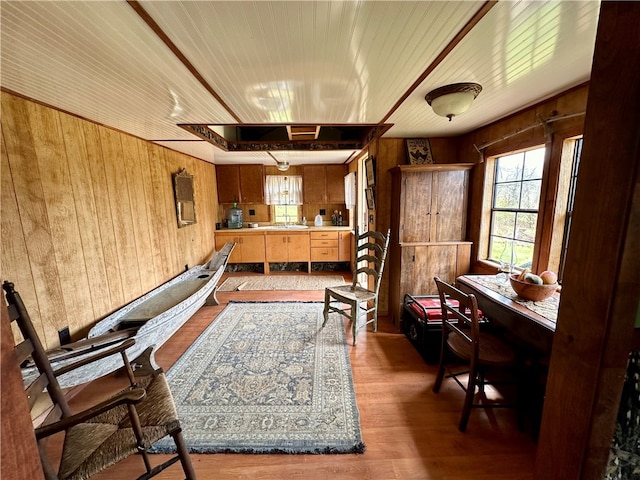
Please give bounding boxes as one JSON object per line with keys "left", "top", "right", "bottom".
{"left": 388, "top": 164, "right": 474, "bottom": 329}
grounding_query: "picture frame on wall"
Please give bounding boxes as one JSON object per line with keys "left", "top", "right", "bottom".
{"left": 406, "top": 138, "right": 434, "bottom": 165}
{"left": 365, "top": 187, "right": 375, "bottom": 210}
{"left": 365, "top": 157, "right": 376, "bottom": 187}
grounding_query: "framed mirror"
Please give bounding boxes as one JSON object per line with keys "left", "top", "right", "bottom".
{"left": 174, "top": 168, "right": 196, "bottom": 228}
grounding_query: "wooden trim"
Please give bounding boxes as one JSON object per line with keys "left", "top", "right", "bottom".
{"left": 538, "top": 129, "right": 582, "bottom": 272}
{"left": 380, "top": 1, "right": 498, "bottom": 124}
{"left": 1, "top": 307, "right": 44, "bottom": 480}
{"left": 126, "top": 1, "right": 243, "bottom": 124}
{"left": 534, "top": 2, "right": 640, "bottom": 478}
{"left": 389, "top": 163, "right": 474, "bottom": 174}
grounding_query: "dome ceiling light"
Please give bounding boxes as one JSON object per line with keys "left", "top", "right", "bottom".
{"left": 268, "top": 152, "right": 290, "bottom": 171}
{"left": 425, "top": 82, "right": 482, "bottom": 121}
{"left": 276, "top": 160, "right": 290, "bottom": 171}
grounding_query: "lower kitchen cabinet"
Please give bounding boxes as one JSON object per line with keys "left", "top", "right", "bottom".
{"left": 266, "top": 232, "right": 310, "bottom": 262}
{"left": 215, "top": 232, "right": 266, "bottom": 264}
{"left": 215, "top": 228, "right": 351, "bottom": 274}
{"left": 310, "top": 231, "right": 339, "bottom": 261}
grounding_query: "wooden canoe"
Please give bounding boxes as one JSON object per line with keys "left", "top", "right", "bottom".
{"left": 24, "top": 243, "right": 234, "bottom": 388}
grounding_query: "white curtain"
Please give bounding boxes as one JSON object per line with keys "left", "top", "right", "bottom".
{"left": 344, "top": 172, "right": 356, "bottom": 209}
{"left": 264, "top": 175, "right": 303, "bottom": 205}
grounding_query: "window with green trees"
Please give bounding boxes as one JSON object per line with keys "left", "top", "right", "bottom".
{"left": 489, "top": 147, "right": 545, "bottom": 269}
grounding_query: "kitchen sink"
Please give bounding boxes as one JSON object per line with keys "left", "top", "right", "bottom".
{"left": 258, "top": 224, "right": 309, "bottom": 230}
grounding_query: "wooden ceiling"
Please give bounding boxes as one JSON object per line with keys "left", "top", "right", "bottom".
{"left": 0, "top": 1, "right": 600, "bottom": 165}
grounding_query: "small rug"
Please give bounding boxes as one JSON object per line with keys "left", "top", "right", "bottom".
{"left": 151, "top": 302, "right": 364, "bottom": 454}
{"left": 218, "top": 275, "right": 345, "bottom": 292}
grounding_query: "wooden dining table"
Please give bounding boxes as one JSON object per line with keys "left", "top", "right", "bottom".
{"left": 456, "top": 274, "right": 559, "bottom": 357}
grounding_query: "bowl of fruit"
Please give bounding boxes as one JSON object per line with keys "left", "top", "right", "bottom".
{"left": 509, "top": 270, "right": 558, "bottom": 301}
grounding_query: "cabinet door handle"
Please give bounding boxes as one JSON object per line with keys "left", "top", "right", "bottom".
{"left": 288, "top": 237, "right": 291, "bottom": 243}
{"left": 283, "top": 237, "right": 287, "bottom": 243}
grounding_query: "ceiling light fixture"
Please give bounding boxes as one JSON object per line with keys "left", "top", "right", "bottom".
{"left": 276, "top": 160, "right": 290, "bottom": 171}
{"left": 425, "top": 82, "right": 482, "bottom": 121}
{"left": 268, "top": 151, "right": 290, "bottom": 171}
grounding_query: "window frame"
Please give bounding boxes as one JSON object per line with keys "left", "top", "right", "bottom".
{"left": 479, "top": 131, "right": 583, "bottom": 277}
{"left": 488, "top": 147, "right": 546, "bottom": 269}
{"left": 272, "top": 204, "right": 301, "bottom": 224}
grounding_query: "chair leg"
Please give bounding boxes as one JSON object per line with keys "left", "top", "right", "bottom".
{"left": 372, "top": 299, "right": 378, "bottom": 332}
{"left": 433, "top": 335, "right": 448, "bottom": 393}
{"left": 322, "top": 290, "right": 331, "bottom": 328}
{"left": 459, "top": 365, "right": 479, "bottom": 432}
{"left": 351, "top": 300, "right": 359, "bottom": 346}
{"left": 126, "top": 404, "right": 154, "bottom": 473}
{"left": 173, "top": 430, "right": 197, "bottom": 480}
{"left": 433, "top": 363, "right": 445, "bottom": 393}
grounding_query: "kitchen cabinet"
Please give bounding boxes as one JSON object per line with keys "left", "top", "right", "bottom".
{"left": 388, "top": 164, "right": 474, "bottom": 329}
{"left": 310, "top": 231, "right": 339, "bottom": 262}
{"left": 394, "top": 165, "right": 470, "bottom": 242}
{"left": 302, "top": 165, "right": 347, "bottom": 203}
{"left": 265, "top": 232, "right": 310, "bottom": 262}
{"left": 326, "top": 165, "right": 347, "bottom": 203}
{"left": 338, "top": 230, "right": 351, "bottom": 262}
{"left": 215, "top": 231, "right": 265, "bottom": 263}
{"left": 216, "top": 165, "right": 264, "bottom": 204}
{"left": 216, "top": 228, "right": 350, "bottom": 273}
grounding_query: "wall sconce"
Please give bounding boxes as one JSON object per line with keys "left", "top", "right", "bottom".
{"left": 425, "top": 82, "right": 482, "bottom": 121}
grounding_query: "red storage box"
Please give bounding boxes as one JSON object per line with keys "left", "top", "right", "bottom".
{"left": 402, "top": 294, "right": 484, "bottom": 364}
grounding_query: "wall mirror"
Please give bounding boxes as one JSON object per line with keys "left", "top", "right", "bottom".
{"left": 174, "top": 168, "right": 196, "bottom": 228}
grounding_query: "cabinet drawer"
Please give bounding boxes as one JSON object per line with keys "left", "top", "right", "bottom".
{"left": 311, "top": 239, "right": 338, "bottom": 248}
{"left": 311, "top": 247, "right": 338, "bottom": 261}
{"left": 310, "top": 231, "right": 338, "bottom": 240}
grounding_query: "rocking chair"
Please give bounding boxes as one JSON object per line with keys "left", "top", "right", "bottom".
{"left": 2, "top": 281, "right": 196, "bottom": 480}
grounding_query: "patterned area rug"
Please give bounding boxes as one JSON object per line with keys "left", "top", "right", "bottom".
{"left": 218, "top": 275, "right": 345, "bottom": 291}
{"left": 151, "top": 302, "right": 364, "bottom": 454}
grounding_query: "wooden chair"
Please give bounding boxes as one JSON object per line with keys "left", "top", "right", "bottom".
{"left": 432, "top": 277, "right": 520, "bottom": 432}
{"left": 322, "top": 228, "right": 390, "bottom": 345}
{"left": 2, "top": 281, "right": 196, "bottom": 480}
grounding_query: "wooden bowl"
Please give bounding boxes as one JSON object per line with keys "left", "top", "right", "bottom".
{"left": 509, "top": 274, "right": 558, "bottom": 301}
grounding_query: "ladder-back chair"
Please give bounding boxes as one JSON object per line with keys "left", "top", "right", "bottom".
{"left": 322, "top": 228, "right": 390, "bottom": 345}
{"left": 2, "top": 281, "right": 196, "bottom": 480}
{"left": 432, "top": 277, "right": 521, "bottom": 432}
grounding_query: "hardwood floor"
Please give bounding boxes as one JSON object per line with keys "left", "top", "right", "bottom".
{"left": 65, "top": 273, "right": 536, "bottom": 479}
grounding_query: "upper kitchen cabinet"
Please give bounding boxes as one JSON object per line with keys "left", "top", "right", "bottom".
{"left": 303, "top": 165, "right": 347, "bottom": 203}
{"left": 216, "top": 165, "right": 264, "bottom": 204}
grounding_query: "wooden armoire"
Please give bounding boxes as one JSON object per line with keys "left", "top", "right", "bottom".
{"left": 388, "top": 163, "right": 474, "bottom": 329}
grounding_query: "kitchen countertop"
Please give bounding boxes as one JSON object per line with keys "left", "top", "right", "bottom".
{"left": 216, "top": 225, "right": 352, "bottom": 233}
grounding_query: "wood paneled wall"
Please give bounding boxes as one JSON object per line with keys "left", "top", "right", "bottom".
{"left": 1, "top": 92, "right": 218, "bottom": 349}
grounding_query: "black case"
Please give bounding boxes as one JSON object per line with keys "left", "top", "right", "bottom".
{"left": 402, "top": 301, "right": 443, "bottom": 364}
